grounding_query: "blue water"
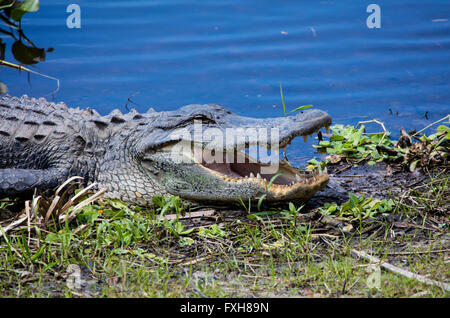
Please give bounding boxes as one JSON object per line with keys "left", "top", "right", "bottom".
{"left": 1, "top": 0, "right": 449, "bottom": 164}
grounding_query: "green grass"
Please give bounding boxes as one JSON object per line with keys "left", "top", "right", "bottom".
{"left": 0, "top": 182, "right": 448, "bottom": 297}
{"left": 279, "top": 83, "right": 313, "bottom": 117}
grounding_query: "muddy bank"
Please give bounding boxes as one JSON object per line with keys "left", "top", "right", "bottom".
{"left": 307, "top": 161, "right": 446, "bottom": 208}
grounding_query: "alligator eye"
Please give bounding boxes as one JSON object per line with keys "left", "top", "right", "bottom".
{"left": 190, "top": 114, "right": 216, "bottom": 125}
{"left": 174, "top": 114, "right": 215, "bottom": 128}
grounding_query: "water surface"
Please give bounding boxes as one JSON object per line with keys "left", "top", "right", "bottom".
{"left": 2, "top": 0, "right": 449, "bottom": 164}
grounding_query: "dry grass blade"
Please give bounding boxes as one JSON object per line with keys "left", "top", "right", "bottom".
{"left": 25, "top": 200, "right": 31, "bottom": 246}
{"left": 31, "top": 195, "right": 41, "bottom": 220}
{"left": 43, "top": 177, "right": 82, "bottom": 222}
{"left": 58, "top": 188, "right": 106, "bottom": 225}
{"left": 44, "top": 195, "right": 61, "bottom": 223}
{"left": 174, "top": 254, "right": 216, "bottom": 266}
{"left": 1, "top": 215, "right": 28, "bottom": 234}
{"left": 1, "top": 176, "right": 105, "bottom": 233}
{"left": 58, "top": 182, "right": 99, "bottom": 215}
{"left": 70, "top": 183, "right": 97, "bottom": 202}
{"left": 55, "top": 176, "right": 83, "bottom": 196}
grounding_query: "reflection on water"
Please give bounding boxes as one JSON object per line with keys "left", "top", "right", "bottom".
{"left": 1, "top": 0, "right": 449, "bottom": 164}
{"left": 0, "top": 3, "right": 53, "bottom": 93}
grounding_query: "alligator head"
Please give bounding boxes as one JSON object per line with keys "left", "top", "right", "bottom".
{"left": 125, "top": 104, "right": 332, "bottom": 205}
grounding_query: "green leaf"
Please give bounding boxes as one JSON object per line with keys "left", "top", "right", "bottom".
{"left": 280, "top": 83, "right": 287, "bottom": 117}
{"left": 266, "top": 172, "right": 284, "bottom": 190}
{"left": 288, "top": 202, "right": 296, "bottom": 212}
{"left": 108, "top": 199, "right": 128, "bottom": 210}
{"left": 179, "top": 237, "right": 194, "bottom": 246}
{"left": 10, "top": 0, "right": 40, "bottom": 22}
{"left": 291, "top": 104, "right": 313, "bottom": 112}
{"left": 151, "top": 194, "right": 165, "bottom": 208}
{"left": 257, "top": 194, "right": 267, "bottom": 211}
{"left": 349, "top": 193, "right": 359, "bottom": 207}
{"left": 409, "top": 159, "right": 420, "bottom": 172}
{"left": 437, "top": 125, "right": 450, "bottom": 139}
{"left": 307, "top": 158, "right": 320, "bottom": 166}
{"left": 330, "top": 135, "right": 346, "bottom": 142}
{"left": 198, "top": 224, "right": 226, "bottom": 238}
{"left": 0, "top": 0, "right": 15, "bottom": 10}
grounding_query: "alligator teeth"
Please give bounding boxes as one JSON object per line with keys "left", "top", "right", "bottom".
{"left": 296, "top": 174, "right": 301, "bottom": 182}
{"left": 249, "top": 172, "right": 255, "bottom": 178}
{"left": 318, "top": 165, "right": 322, "bottom": 176}
{"left": 324, "top": 167, "right": 328, "bottom": 174}
{"left": 256, "top": 173, "right": 261, "bottom": 179}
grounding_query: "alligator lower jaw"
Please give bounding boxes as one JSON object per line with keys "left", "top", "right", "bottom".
{"left": 194, "top": 133, "right": 329, "bottom": 199}
{"left": 200, "top": 159, "right": 329, "bottom": 198}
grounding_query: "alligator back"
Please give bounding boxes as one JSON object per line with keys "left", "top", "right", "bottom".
{"left": 0, "top": 95, "right": 98, "bottom": 146}
{"left": 0, "top": 95, "right": 109, "bottom": 195}
{"left": 0, "top": 95, "right": 156, "bottom": 195}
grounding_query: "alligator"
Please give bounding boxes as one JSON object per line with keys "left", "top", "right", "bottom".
{"left": 0, "top": 94, "right": 332, "bottom": 206}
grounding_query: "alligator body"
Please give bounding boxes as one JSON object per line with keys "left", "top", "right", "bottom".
{"left": 0, "top": 95, "right": 331, "bottom": 205}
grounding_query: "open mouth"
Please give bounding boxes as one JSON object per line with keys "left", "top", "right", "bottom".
{"left": 196, "top": 127, "right": 330, "bottom": 196}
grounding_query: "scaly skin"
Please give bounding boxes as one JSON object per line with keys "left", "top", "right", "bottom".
{"left": 0, "top": 94, "right": 332, "bottom": 205}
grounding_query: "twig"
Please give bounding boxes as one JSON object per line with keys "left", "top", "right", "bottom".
{"left": 174, "top": 254, "right": 216, "bottom": 266}
{"left": 0, "top": 59, "right": 60, "bottom": 94}
{"left": 162, "top": 209, "right": 216, "bottom": 221}
{"left": 356, "top": 119, "right": 388, "bottom": 144}
{"left": 351, "top": 248, "right": 450, "bottom": 292}
{"left": 411, "top": 114, "right": 450, "bottom": 137}
{"left": 338, "top": 174, "right": 365, "bottom": 178}
{"left": 333, "top": 164, "right": 352, "bottom": 175}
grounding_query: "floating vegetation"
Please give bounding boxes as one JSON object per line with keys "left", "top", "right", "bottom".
{"left": 314, "top": 115, "right": 449, "bottom": 172}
